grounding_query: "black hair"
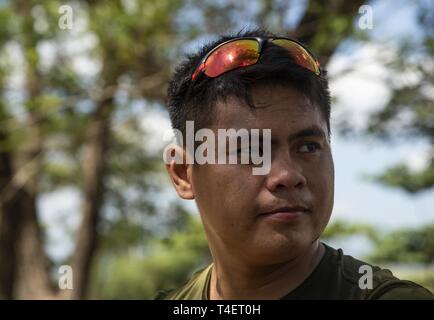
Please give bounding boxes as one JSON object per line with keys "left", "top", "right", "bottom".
{"left": 167, "top": 28, "right": 331, "bottom": 141}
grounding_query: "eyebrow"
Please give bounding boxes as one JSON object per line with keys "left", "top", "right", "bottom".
{"left": 252, "top": 125, "right": 328, "bottom": 144}
{"left": 287, "top": 125, "right": 327, "bottom": 142}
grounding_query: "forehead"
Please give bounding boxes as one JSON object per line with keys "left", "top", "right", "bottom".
{"left": 212, "top": 84, "right": 326, "bottom": 133}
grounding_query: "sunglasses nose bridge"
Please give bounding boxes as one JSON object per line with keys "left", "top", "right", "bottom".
{"left": 257, "top": 37, "right": 268, "bottom": 55}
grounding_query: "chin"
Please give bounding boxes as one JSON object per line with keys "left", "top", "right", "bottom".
{"left": 251, "top": 233, "right": 312, "bottom": 263}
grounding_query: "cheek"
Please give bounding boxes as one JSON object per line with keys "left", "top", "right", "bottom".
{"left": 192, "top": 165, "right": 262, "bottom": 225}
{"left": 307, "top": 150, "right": 334, "bottom": 190}
{"left": 324, "top": 155, "right": 335, "bottom": 201}
{"left": 309, "top": 155, "right": 335, "bottom": 223}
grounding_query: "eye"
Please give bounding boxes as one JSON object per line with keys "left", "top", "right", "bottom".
{"left": 298, "top": 142, "right": 321, "bottom": 153}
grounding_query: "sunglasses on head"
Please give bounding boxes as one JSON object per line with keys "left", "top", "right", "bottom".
{"left": 191, "top": 37, "right": 321, "bottom": 82}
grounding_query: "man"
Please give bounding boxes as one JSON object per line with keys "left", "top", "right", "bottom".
{"left": 158, "top": 29, "right": 434, "bottom": 300}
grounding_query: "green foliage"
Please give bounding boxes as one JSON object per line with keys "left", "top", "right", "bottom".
{"left": 361, "top": 2, "right": 434, "bottom": 194}
{"left": 323, "top": 219, "right": 379, "bottom": 242}
{"left": 368, "top": 225, "right": 434, "bottom": 264}
{"left": 89, "top": 214, "right": 210, "bottom": 299}
{"left": 370, "top": 163, "right": 434, "bottom": 194}
{"left": 323, "top": 220, "right": 434, "bottom": 265}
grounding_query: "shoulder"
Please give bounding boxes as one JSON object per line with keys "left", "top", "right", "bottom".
{"left": 371, "top": 282, "right": 434, "bottom": 300}
{"left": 154, "top": 264, "right": 213, "bottom": 300}
{"left": 324, "top": 243, "right": 434, "bottom": 300}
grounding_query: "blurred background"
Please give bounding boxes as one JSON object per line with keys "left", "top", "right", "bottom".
{"left": 0, "top": 0, "right": 433, "bottom": 299}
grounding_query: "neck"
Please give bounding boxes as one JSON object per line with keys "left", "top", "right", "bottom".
{"left": 209, "top": 241, "right": 325, "bottom": 300}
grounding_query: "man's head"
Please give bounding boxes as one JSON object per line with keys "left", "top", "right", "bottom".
{"left": 165, "top": 28, "right": 334, "bottom": 266}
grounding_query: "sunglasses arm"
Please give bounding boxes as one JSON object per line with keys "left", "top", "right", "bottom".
{"left": 192, "top": 62, "right": 205, "bottom": 82}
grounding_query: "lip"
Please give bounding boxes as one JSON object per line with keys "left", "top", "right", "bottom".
{"left": 259, "top": 206, "right": 310, "bottom": 223}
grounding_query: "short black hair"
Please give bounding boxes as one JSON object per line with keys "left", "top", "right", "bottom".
{"left": 167, "top": 28, "right": 331, "bottom": 140}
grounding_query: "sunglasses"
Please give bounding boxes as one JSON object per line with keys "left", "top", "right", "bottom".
{"left": 191, "top": 37, "right": 321, "bottom": 82}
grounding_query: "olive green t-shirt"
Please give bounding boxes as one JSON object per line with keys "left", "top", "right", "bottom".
{"left": 155, "top": 243, "right": 434, "bottom": 300}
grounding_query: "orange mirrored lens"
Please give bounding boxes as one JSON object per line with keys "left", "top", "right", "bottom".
{"left": 271, "top": 39, "right": 320, "bottom": 75}
{"left": 204, "top": 40, "right": 260, "bottom": 78}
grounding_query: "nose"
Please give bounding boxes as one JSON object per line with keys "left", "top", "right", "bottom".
{"left": 264, "top": 152, "right": 307, "bottom": 192}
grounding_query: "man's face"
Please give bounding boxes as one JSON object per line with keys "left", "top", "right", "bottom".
{"left": 190, "top": 84, "right": 334, "bottom": 265}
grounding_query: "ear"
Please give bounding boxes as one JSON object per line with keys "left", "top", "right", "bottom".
{"left": 165, "top": 145, "right": 194, "bottom": 200}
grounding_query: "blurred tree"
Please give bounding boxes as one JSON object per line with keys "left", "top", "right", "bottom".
{"left": 361, "top": 1, "right": 434, "bottom": 194}
{"left": 0, "top": 0, "right": 184, "bottom": 299}
{"left": 323, "top": 219, "right": 434, "bottom": 265}
{"left": 333, "top": 1, "right": 434, "bottom": 269}
{"left": 89, "top": 210, "right": 210, "bottom": 299}
{"left": 0, "top": 0, "right": 368, "bottom": 299}
{"left": 322, "top": 219, "right": 379, "bottom": 242}
{"left": 369, "top": 224, "right": 434, "bottom": 264}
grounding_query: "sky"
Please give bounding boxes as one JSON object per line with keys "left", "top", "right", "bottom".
{"left": 31, "top": 0, "right": 434, "bottom": 260}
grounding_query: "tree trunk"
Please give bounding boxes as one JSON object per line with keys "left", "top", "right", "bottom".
{"left": 0, "top": 131, "right": 21, "bottom": 299}
{"left": 69, "top": 96, "right": 114, "bottom": 299}
{"left": 2, "top": 0, "right": 58, "bottom": 299}
{"left": 292, "top": 0, "right": 366, "bottom": 66}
